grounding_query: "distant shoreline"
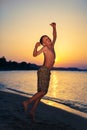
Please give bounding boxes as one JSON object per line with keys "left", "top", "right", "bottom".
{"left": 0, "top": 68, "right": 87, "bottom": 72}
{"left": 0, "top": 56, "right": 87, "bottom": 71}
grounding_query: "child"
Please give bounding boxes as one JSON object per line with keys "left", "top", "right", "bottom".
{"left": 23, "top": 22, "right": 57, "bottom": 121}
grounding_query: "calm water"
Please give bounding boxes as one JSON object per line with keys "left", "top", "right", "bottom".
{"left": 0, "top": 70, "right": 87, "bottom": 113}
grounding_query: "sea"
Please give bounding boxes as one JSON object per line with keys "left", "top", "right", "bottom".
{"left": 0, "top": 70, "right": 87, "bottom": 116}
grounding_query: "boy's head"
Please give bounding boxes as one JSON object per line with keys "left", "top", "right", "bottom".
{"left": 40, "top": 35, "right": 51, "bottom": 46}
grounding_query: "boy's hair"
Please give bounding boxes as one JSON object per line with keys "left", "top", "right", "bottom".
{"left": 40, "top": 35, "right": 47, "bottom": 45}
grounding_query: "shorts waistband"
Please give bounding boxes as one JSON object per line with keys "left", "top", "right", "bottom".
{"left": 40, "top": 66, "right": 50, "bottom": 70}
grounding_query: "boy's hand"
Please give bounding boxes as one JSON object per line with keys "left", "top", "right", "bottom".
{"left": 50, "top": 22, "right": 56, "bottom": 27}
{"left": 35, "top": 42, "right": 41, "bottom": 48}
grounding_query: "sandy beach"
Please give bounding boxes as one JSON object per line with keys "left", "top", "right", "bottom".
{"left": 0, "top": 90, "right": 87, "bottom": 130}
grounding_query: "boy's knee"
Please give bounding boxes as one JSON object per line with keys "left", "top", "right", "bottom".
{"left": 41, "top": 91, "right": 47, "bottom": 96}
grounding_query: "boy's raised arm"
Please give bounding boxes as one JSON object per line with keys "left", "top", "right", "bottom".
{"left": 50, "top": 22, "right": 57, "bottom": 45}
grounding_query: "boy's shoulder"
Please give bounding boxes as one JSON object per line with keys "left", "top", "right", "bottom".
{"left": 43, "top": 46, "right": 48, "bottom": 51}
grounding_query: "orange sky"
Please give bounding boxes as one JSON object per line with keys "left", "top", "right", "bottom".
{"left": 0, "top": 0, "right": 87, "bottom": 69}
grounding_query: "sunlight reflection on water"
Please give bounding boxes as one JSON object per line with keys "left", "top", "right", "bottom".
{"left": 48, "top": 71, "right": 87, "bottom": 103}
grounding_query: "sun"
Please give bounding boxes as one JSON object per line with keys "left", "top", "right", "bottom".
{"left": 55, "top": 56, "right": 61, "bottom": 66}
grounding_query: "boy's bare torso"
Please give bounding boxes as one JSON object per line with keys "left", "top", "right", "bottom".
{"left": 43, "top": 45, "right": 55, "bottom": 69}
{"left": 33, "top": 23, "right": 57, "bottom": 70}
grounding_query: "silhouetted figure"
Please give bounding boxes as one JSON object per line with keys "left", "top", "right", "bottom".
{"left": 20, "top": 23, "right": 56, "bottom": 121}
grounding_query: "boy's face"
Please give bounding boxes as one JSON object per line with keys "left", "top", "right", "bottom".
{"left": 42, "top": 36, "right": 51, "bottom": 46}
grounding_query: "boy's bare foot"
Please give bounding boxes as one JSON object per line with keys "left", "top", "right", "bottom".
{"left": 22, "top": 101, "right": 28, "bottom": 113}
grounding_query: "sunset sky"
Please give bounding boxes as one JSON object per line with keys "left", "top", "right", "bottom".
{"left": 0, "top": 0, "right": 87, "bottom": 69}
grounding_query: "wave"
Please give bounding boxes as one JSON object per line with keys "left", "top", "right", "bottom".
{"left": 0, "top": 83, "right": 6, "bottom": 89}
{"left": 5, "top": 87, "right": 87, "bottom": 114}
{"left": 43, "top": 96, "right": 87, "bottom": 113}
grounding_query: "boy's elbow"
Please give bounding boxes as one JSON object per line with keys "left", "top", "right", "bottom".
{"left": 33, "top": 53, "right": 37, "bottom": 57}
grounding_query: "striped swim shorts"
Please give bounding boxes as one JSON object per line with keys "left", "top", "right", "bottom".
{"left": 37, "top": 66, "right": 51, "bottom": 93}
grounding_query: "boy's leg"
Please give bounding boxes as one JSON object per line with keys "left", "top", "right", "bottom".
{"left": 23, "top": 91, "right": 46, "bottom": 112}
{"left": 30, "top": 92, "right": 46, "bottom": 122}
{"left": 29, "top": 98, "right": 41, "bottom": 121}
{"left": 29, "top": 92, "right": 46, "bottom": 120}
